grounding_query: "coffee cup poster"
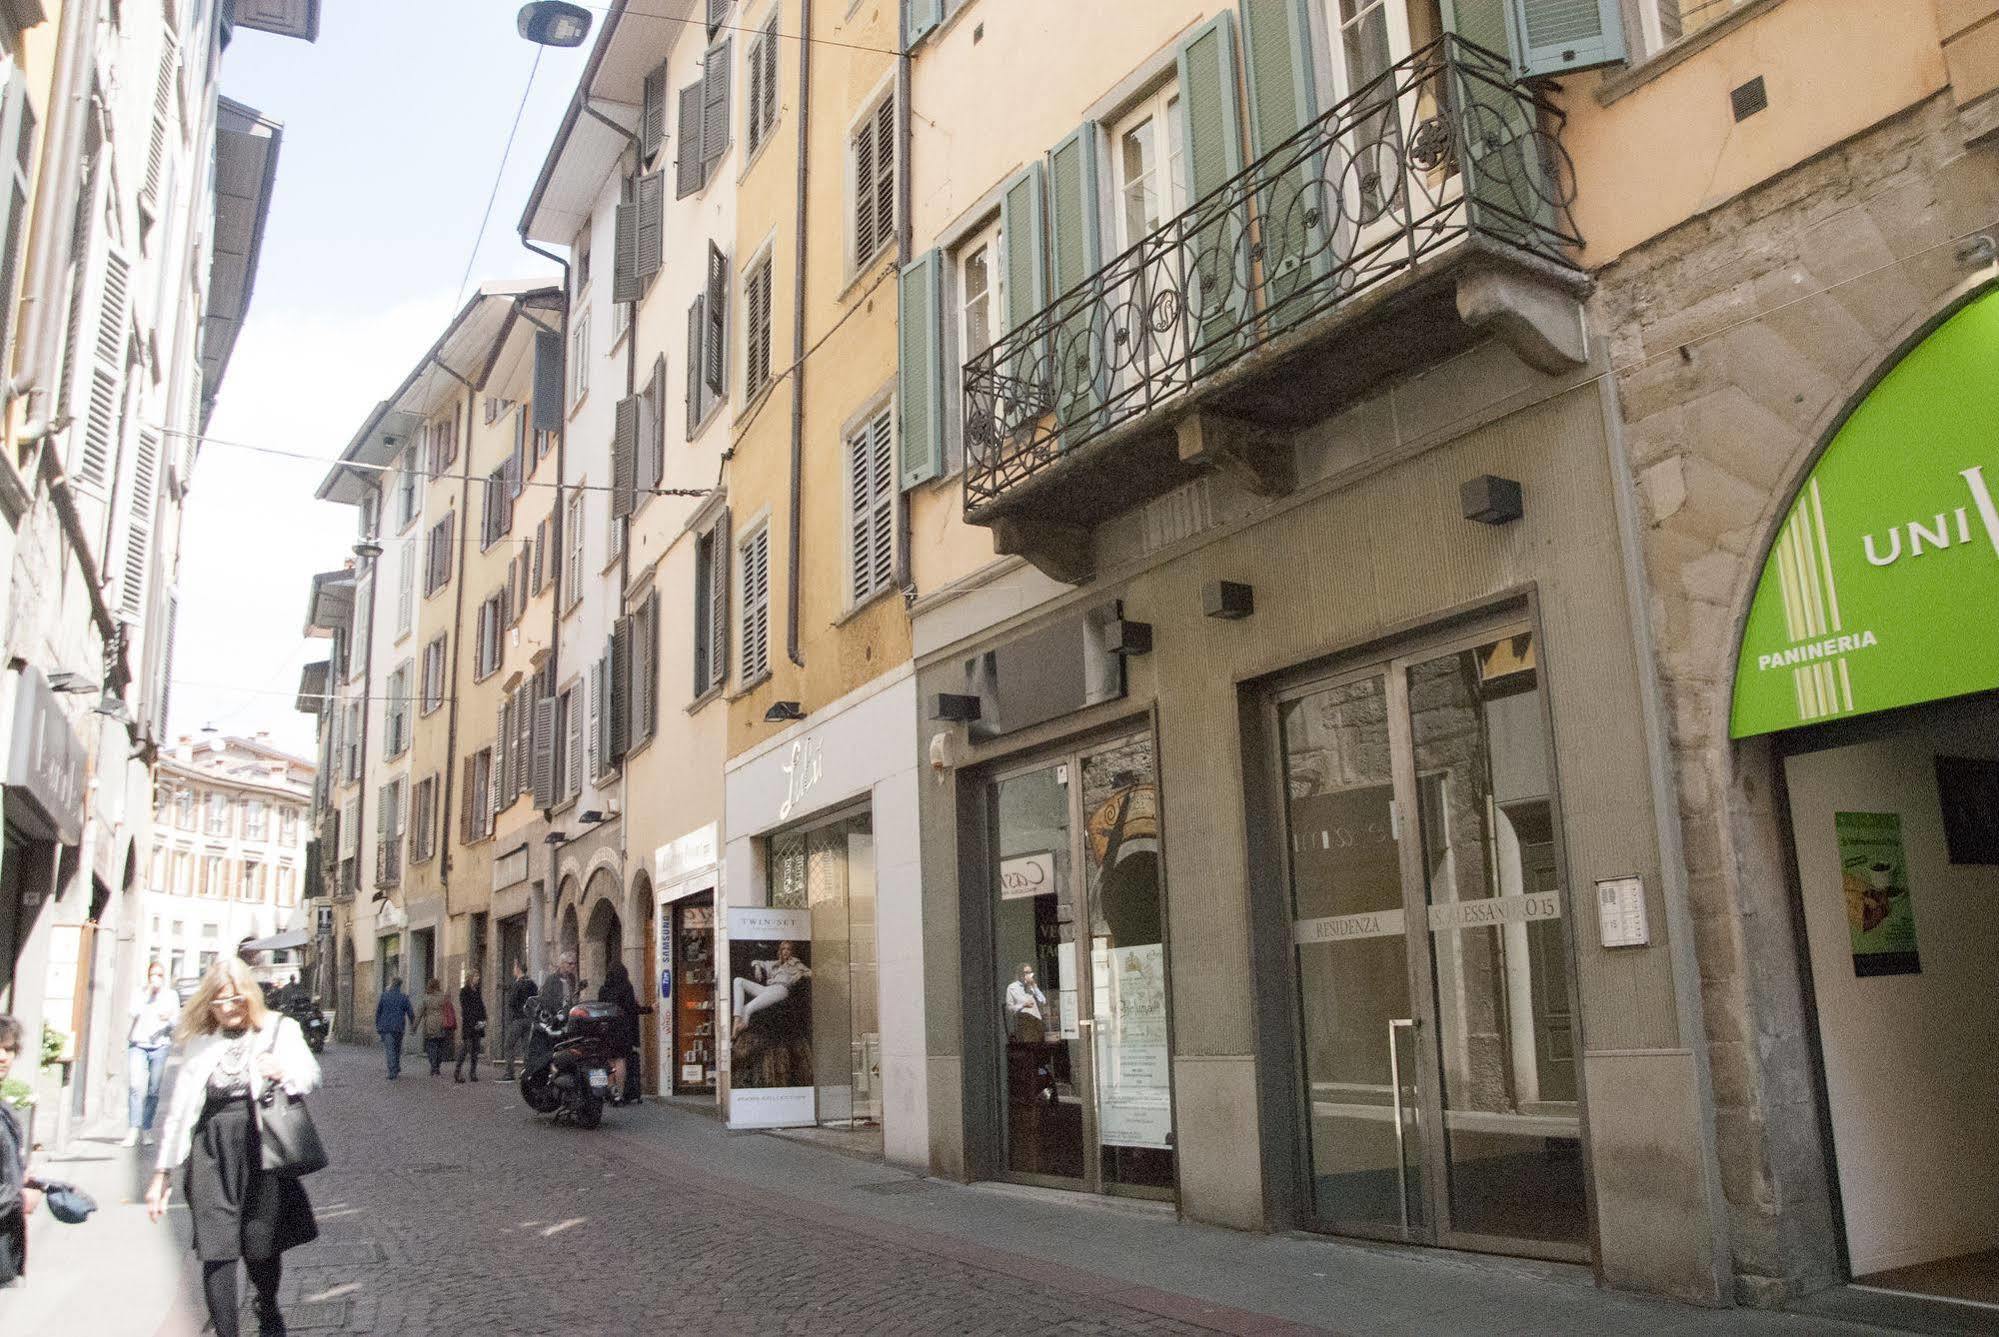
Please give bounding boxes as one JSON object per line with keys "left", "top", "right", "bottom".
{"left": 1835, "top": 811, "right": 1921, "bottom": 977}
{"left": 724, "top": 905, "right": 815, "bottom": 1128}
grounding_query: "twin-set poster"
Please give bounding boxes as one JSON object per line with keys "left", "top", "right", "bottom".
{"left": 724, "top": 905, "right": 815, "bottom": 1128}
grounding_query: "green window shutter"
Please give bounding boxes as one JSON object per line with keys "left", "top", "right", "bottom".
{"left": 896, "top": 249, "right": 944, "bottom": 491}
{"left": 1045, "top": 124, "right": 1102, "bottom": 434}
{"left": 1176, "top": 12, "right": 1248, "bottom": 367}
{"left": 998, "top": 163, "right": 1046, "bottom": 333}
{"left": 1444, "top": 0, "right": 1560, "bottom": 242}
{"left": 905, "top": 0, "right": 940, "bottom": 45}
{"left": 1508, "top": 0, "right": 1624, "bottom": 77}
{"left": 1240, "top": 0, "right": 1317, "bottom": 158}
{"left": 612, "top": 197, "right": 640, "bottom": 303}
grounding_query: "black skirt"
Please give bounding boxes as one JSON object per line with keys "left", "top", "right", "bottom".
{"left": 185, "top": 1092, "right": 318, "bottom": 1263}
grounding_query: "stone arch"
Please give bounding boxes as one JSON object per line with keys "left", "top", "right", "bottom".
{"left": 579, "top": 867, "right": 621, "bottom": 988}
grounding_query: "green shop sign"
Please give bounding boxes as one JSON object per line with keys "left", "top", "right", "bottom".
{"left": 1731, "top": 289, "right": 1999, "bottom": 739}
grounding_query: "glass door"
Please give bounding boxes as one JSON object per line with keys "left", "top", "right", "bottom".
{"left": 1277, "top": 625, "right": 1588, "bottom": 1260}
{"left": 990, "top": 730, "right": 1175, "bottom": 1197}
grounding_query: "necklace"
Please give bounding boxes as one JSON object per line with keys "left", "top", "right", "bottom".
{"left": 212, "top": 1028, "right": 253, "bottom": 1088}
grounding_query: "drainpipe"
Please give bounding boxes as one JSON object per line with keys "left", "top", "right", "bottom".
{"left": 520, "top": 235, "right": 569, "bottom": 976}
{"left": 785, "top": 0, "right": 813, "bottom": 668}
{"left": 893, "top": 20, "right": 913, "bottom": 589}
{"left": 354, "top": 476, "right": 380, "bottom": 992}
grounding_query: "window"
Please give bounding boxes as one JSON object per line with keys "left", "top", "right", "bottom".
{"left": 475, "top": 592, "right": 504, "bottom": 679}
{"left": 675, "top": 39, "right": 733, "bottom": 198}
{"left": 421, "top": 636, "right": 447, "bottom": 713}
{"left": 395, "top": 541, "right": 416, "bottom": 638}
{"left": 174, "top": 787, "right": 193, "bottom": 828}
{"left": 482, "top": 462, "right": 513, "bottom": 548}
{"left": 279, "top": 807, "right": 299, "bottom": 846}
{"left": 514, "top": 545, "right": 533, "bottom": 625}
{"left": 484, "top": 394, "right": 509, "bottom": 425}
{"left": 245, "top": 800, "right": 268, "bottom": 841}
{"left": 556, "top": 684, "right": 583, "bottom": 801}
{"left": 376, "top": 778, "right": 404, "bottom": 886}
{"left": 204, "top": 792, "right": 228, "bottom": 836}
{"left": 952, "top": 218, "right": 1003, "bottom": 465}
{"left": 563, "top": 492, "right": 585, "bottom": 610}
{"left": 396, "top": 456, "right": 419, "bottom": 530}
{"left": 411, "top": 775, "right": 437, "bottom": 863}
{"left": 1642, "top": 0, "right": 1743, "bottom": 52}
{"left": 1110, "top": 82, "right": 1187, "bottom": 253}
{"left": 277, "top": 865, "right": 299, "bottom": 908}
{"left": 385, "top": 662, "right": 412, "bottom": 756}
{"left": 342, "top": 700, "right": 362, "bottom": 780}
{"left": 463, "top": 748, "right": 494, "bottom": 842}
{"left": 692, "top": 513, "right": 730, "bottom": 698}
{"left": 588, "top": 653, "right": 608, "bottom": 780}
{"left": 738, "top": 522, "right": 771, "bottom": 684}
{"left": 532, "top": 517, "right": 549, "bottom": 594}
{"left": 349, "top": 565, "right": 372, "bottom": 683}
{"left": 0, "top": 67, "right": 37, "bottom": 381}
{"left": 424, "top": 514, "right": 454, "bottom": 595}
{"left": 629, "top": 590, "right": 661, "bottom": 748}
{"left": 242, "top": 857, "right": 264, "bottom": 902}
{"left": 847, "top": 406, "right": 896, "bottom": 606}
{"left": 745, "top": 15, "right": 779, "bottom": 155}
{"left": 569, "top": 308, "right": 590, "bottom": 404}
{"left": 574, "top": 228, "right": 591, "bottom": 294}
{"left": 851, "top": 89, "right": 896, "bottom": 267}
{"left": 707, "top": 0, "right": 729, "bottom": 38}
{"left": 199, "top": 852, "right": 223, "bottom": 897}
{"left": 429, "top": 411, "right": 459, "bottom": 474}
{"left": 742, "top": 253, "right": 775, "bottom": 397}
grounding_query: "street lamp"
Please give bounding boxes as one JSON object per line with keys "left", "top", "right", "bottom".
{"left": 517, "top": 2, "right": 592, "bottom": 47}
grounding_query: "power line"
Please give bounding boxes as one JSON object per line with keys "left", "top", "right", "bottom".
{"left": 455, "top": 46, "right": 547, "bottom": 312}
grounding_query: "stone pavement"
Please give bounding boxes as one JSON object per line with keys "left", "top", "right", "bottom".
{"left": 2, "top": 1040, "right": 1897, "bottom": 1335}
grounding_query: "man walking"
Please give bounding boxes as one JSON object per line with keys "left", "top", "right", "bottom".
{"left": 540, "top": 951, "right": 580, "bottom": 1017}
{"left": 502, "top": 958, "right": 537, "bottom": 1080}
{"left": 375, "top": 976, "right": 416, "bottom": 1079}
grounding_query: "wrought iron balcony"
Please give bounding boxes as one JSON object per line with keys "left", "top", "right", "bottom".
{"left": 963, "top": 35, "right": 1585, "bottom": 550}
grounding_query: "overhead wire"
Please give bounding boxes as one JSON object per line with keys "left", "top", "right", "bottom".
{"left": 453, "top": 46, "right": 548, "bottom": 312}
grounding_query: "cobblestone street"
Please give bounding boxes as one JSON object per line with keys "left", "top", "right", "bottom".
{"left": 7, "top": 1040, "right": 1907, "bottom": 1335}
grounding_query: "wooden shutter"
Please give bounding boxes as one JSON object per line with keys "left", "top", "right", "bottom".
{"left": 904, "top": 0, "right": 940, "bottom": 44}
{"left": 676, "top": 82, "right": 705, "bottom": 198}
{"left": 566, "top": 687, "right": 584, "bottom": 796}
{"left": 635, "top": 171, "right": 665, "bottom": 289}
{"left": 1177, "top": 13, "right": 1248, "bottom": 366}
{"left": 641, "top": 61, "right": 668, "bottom": 162}
{"left": 613, "top": 194, "right": 640, "bottom": 302}
{"left": 701, "top": 40, "right": 732, "bottom": 177}
{"left": 588, "top": 657, "right": 605, "bottom": 777}
{"left": 745, "top": 261, "right": 771, "bottom": 393}
{"left": 1046, "top": 124, "right": 1104, "bottom": 432}
{"left": 397, "top": 541, "right": 415, "bottom": 633}
{"left": 853, "top": 102, "right": 883, "bottom": 262}
{"left": 1242, "top": 0, "right": 1317, "bottom": 158}
{"left": 755, "top": 24, "right": 778, "bottom": 148}
{"left": 685, "top": 296, "right": 705, "bottom": 438}
{"left": 143, "top": 26, "right": 176, "bottom": 205}
{"left": 516, "top": 685, "right": 534, "bottom": 799}
{"left": 498, "top": 696, "right": 513, "bottom": 807}
{"left": 1444, "top": 0, "right": 1556, "bottom": 240}
{"left": 706, "top": 0, "right": 728, "bottom": 37}
{"left": 640, "top": 355, "right": 665, "bottom": 494}
{"left": 531, "top": 694, "right": 556, "bottom": 808}
{"left": 0, "top": 68, "right": 36, "bottom": 374}
{"left": 612, "top": 393, "right": 638, "bottom": 519}
{"left": 1506, "top": 0, "right": 1624, "bottom": 76}
{"left": 608, "top": 616, "right": 632, "bottom": 763}
{"left": 897, "top": 250, "right": 943, "bottom": 490}
{"left": 747, "top": 27, "right": 768, "bottom": 153}
{"left": 740, "top": 524, "right": 769, "bottom": 682}
{"left": 705, "top": 243, "right": 728, "bottom": 396}
{"left": 77, "top": 249, "right": 131, "bottom": 492}
{"left": 533, "top": 329, "right": 564, "bottom": 432}
{"left": 709, "top": 508, "right": 730, "bottom": 692}
{"left": 641, "top": 591, "right": 660, "bottom": 741}
{"left": 118, "top": 429, "right": 160, "bottom": 619}
{"left": 999, "top": 164, "right": 1046, "bottom": 333}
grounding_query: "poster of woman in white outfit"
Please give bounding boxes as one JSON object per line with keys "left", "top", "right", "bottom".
{"left": 725, "top": 906, "right": 815, "bottom": 1128}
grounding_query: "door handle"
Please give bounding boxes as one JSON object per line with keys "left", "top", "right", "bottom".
{"left": 1388, "top": 1018, "right": 1419, "bottom": 1236}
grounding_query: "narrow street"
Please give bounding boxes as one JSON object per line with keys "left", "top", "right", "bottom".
{"left": 5, "top": 1039, "right": 1884, "bottom": 1336}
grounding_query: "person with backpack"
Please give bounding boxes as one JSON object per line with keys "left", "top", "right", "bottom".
{"left": 502, "top": 958, "right": 537, "bottom": 1080}
{"left": 417, "top": 978, "right": 454, "bottom": 1078}
{"left": 452, "top": 969, "right": 488, "bottom": 1083}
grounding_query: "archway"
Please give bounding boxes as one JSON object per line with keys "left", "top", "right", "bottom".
{"left": 1725, "top": 287, "right": 1999, "bottom": 1307}
{"left": 633, "top": 872, "right": 656, "bottom": 1096}
{"left": 583, "top": 895, "right": 621, "bottom": 995}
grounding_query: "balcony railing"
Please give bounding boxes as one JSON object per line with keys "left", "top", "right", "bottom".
{"left": 964, "top": 34, "right": 1580, "bottom": 518}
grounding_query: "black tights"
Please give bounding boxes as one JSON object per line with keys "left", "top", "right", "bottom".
{"left": 202, "top": 1256, "right": 282, "bottom": 1337}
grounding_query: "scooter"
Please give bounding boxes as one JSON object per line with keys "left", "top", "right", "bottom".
{"left": 519, "top": 998, "right": 618, "bottom": 1129}
{"left": 286, "top": 997, "right": 329, "bottom": 1054}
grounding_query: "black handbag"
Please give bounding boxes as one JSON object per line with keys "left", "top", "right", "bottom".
{"left": 255, "top": 1029, "right": 329, "bottom": 1178}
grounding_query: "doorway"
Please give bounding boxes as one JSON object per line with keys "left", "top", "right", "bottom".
{"left": 667, "top": 892, "right": 718, "bottom": 1096}
{"left": 1270, "top": 621, "right": 1588, "bottom": 1261}
{"left": 1779, "top": 695, "right": 1999, "bottom": 1307}
{"left": 986, "top": 728, "right": 1174, "bottom": 1199}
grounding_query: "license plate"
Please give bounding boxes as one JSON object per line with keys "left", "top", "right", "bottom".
{"left": 587, "top": 1069, "right": 609, "bottom": 1089}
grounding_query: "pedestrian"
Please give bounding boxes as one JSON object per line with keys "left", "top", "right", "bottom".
{"left": 126, "top": 960, "right": 179, "bottom": 1147}
{"left": 501, "top": 958, "right": 537, "bottom": 1080}
{"left": 374, "top": 976, "right": 416, "bottom": 1080}
{"left": 539, "top": 950, "right": 580, "bottom": 1016}
{"left": 0, "top": 1014, "right": 40, "bottom": 1287}
{"left": 598, "top": 961, "right": 644, "bottom": 1106}
{"left": 453, "top": 970, "right": 487, "bottom": 1083}
{"left": 144, "top": 958, "right": 319, "bottom": 1337}
{"left": 417, "top": 978, "right": 454, "bottom": 1077}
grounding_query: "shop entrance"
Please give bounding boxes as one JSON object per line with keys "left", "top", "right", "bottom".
{"left": 665, "top": 891, "right": 718, "bottom": 1095}
{"left": 1270, "top": 621, "right": 1588, "bottom": 1261}
{"left": 986, "top": 729, "right": 1174, "bottom": 1199}
{"left": 1777, "top": 695, "right": 1999, "bottom": 1306}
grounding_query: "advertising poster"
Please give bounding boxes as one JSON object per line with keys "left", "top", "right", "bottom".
{"left": 1835, "top": 811, "right": 1921, "bottom": 977}
{"left": 1093, "top": 943, "right": 1172, "bottom": 1149}
{"left": 724, "top": 906, "right": 815, "bottom": 1128}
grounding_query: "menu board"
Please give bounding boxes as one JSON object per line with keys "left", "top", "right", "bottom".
{"left": 1094, "top": 942, "right": 1172, "bottom": 1149}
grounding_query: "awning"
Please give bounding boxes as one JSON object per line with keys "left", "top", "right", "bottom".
{"left": 240, "top": 929, "right": 308, "bottom": 952}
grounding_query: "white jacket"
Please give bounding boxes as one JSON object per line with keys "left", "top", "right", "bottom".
{"left": 154, "top": 1013, "right": 321, "bottom": 1174}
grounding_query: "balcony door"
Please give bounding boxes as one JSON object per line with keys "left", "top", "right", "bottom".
{"left": 1274, "top": 622, "right": 1589, "bottom": 1261}
{"left": 1318, "top": 0, "right": 1431, "bottom": 258}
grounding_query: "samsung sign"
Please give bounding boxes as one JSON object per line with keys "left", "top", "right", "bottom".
{"left": 4, "top": 668, "right": 86, "bottom": 845}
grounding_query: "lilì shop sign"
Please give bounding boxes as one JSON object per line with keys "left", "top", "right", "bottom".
{"left": 1731, "top": 290, "right": 1999, "bottom": 739}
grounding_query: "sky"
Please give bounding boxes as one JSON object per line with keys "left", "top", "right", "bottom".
{"left": 169, "top": 2, "right": 591, "bottom": 759}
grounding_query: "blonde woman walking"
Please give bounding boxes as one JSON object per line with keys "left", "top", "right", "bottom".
{"left": 145, "top": 958, "right": 319, "bottom": 1337}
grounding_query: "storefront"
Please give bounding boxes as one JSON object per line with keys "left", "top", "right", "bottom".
{"left": 1728, "top": 289, "right": 1999, "bottom": 1311}
{"left": 916, "top": 352, "right": 1726, "bottom": 1298}
{"left": 721, "top": 666, "right": 924, "bottom": 1165}
{"left": 653, "top": 822, "right": 721, "bottom": 1099}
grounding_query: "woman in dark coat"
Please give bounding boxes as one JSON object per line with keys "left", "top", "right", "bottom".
{"left": 598, "top": 961, "right": 644, "bottom": 1106}
{"left": 453, "top": 970, "right": 489, "bottom": 1083}
{"left": 146, "top": 958, "right": 319, "bottom": 1337}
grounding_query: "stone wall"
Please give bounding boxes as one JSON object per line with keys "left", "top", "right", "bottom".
{"left": 1595, "top": 91, "right": 1999, "bottom": 1303}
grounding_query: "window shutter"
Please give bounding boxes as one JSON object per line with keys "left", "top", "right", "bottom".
{"left": 701, "top": 40, "right": 732, "bottom": 176}
{"left": 686, "top": 296, "right": 705, "bottom": 437}
{"left": 517, "top": 684, "right": 534, "bottom": 798}
{"left": 705, "top": 243, "right": 729, "bottom": 397}
{"left": 154, "top": 590, "right": 176, "bottom": 735}
{"left": 566, "top": 686, "right": 584, "bottom": 796}
{"left": 118, "top": 428, "right": 161, "bottom": 619}
{"left": 854, "top": 109, "right": 880, "bottom": 263}
{"left": 747, "top": 27, "right": 767, "bottom": 153}
{"left": 642, "top": 590, "right": 660, "bottom": 741}
{"left": 707, "top": 0, "right": 728, "bottom": 37}
{"left": 745, "top": 261, "right": 771, "bottom": 393}
{"left": 531, "top": 694, "right": 556, "bottom": 808}
{"left": 77, "top": 249, "right": 131, "bottom": 492}
{"left": 709, "top": 508, "right": 730, "bottom": 692}
{"left": 896, "top": 250, "right": 943, "bottom": 490}
{"left": 143, "top": 26, "right": 177, "bottom": 205}
{"left": 754, "top": 24, "right": 778, "bottom": 149}
{"left": 397, "top": 541, "right": 415, "bottom": 633}
{"left": 1241, "top": 0, "right": 1317, "bottom": 158}
{"left": 613, "top": 196, "right": 640, "bottom": 304}
{"left": 461, "top": 757, "right": 475, "bottom": 844}
{"left": 533, "top": 329, "right": 564, "bottom": 432}
{"left": 635, "top": 171, "right": 665, "bottom": 289}
{"left": 612, "top": 393, "right": 639, "bottom": 519}
{"left": 641, "top": 61, "right": 668, "bottom": 162}
{"left": 498, "top": 696, "right": 512, "bottom": 808}
{"left": 608, "top": 616, "right": 631, "bottom": 763}
{"left": 676, "top": 82, "right": 705, "bottom": 198}
{"left": 741, "top": 525, "right": 770, "bottom": 682}
{"left": 0, "top": 68, "right": 36, "bottom": 373}
{"left": 998, "top": 164, "right": 1046, "bottom": 334}
{"left": 1177, "top": 13, "right": 1249, "bottom": 367}
{"left": 1046, "top": 123, "right": 1103, "bottom": 300}
{"left": 868, "top": 412, "right": 895, "bottom": 597}
{"left": 1444, "top": 0, "right": 1557, "bottom": 239}
{"left": 588, "top": 656, "right": 605, "bottom": 777}
{"left": 1505, "top": 0, "right": 1624, "bottom": 76}
{"left": 635, "top": 376, "right": 658, "bottom": 499}
{"left": 640, "top": 355, "right": 666, "bottom": 494}
{"left": 904, "top": 0, "right": 940, "bottom": 44}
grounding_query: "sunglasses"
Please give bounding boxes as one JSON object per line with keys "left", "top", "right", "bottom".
{"left": 210, "top": 993, "right": 247, "bottom": 1008}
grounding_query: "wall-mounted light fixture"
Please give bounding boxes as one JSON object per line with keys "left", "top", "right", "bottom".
{"left": 1461, "top": 475, "right": 1524, "bottom": 526}
{"left": 763, "top": 701, "right": 805, "bottom": 724}
{"left": 517, "top": 1, "right": 592, "bottom": 47}
{"left": 1202, "top": 581, "right": 1254, "bottom": 620}
{"left": 928, "top": 693, "right": 981, "bottom": 722}
{"left": 1108, "top": 618, "right": 1153, "bottom": 655}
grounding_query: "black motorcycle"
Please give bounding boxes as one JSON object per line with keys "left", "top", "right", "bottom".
{"left": 285, "top": 996, "right": 329, "bottom": 1054}
{"left": 519, "top": 998, "right": 618, "bottom": 1129}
